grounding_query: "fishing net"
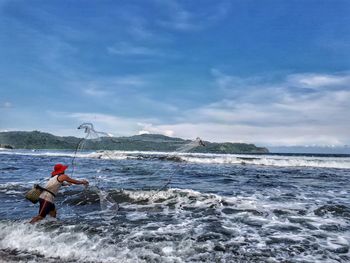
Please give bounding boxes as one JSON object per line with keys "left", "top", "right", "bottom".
{"left": 71, "top": 123, "right": 118, "bottom": 176}
{"left": 70, "top": 122, "right": 205, "bottom": 211}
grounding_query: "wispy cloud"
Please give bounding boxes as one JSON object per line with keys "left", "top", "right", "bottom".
{"left": 72, "top": 75, "right": 150, "bottom": 98}
{"left": 47, "top": 71, "right": 350, "bottom": 146}
{"left": 171, "top": 71, "right": 350, "bottom": 145}
{"left": 155, "top": 0, "right": 230, "bottom": 31}
{"left": 84, "top": 87, "right": 110, "bottom": 97}
{"left": 287, "top": 73, "right": 350, "bottom": 88}
{"left": 45, "top": 68, "right": 350, "bottom": 146}
{"left": 107, "top": 42, "right": 161, "bottom": 56}
{"left": 107, "top": 42, "right": 180, "bottom": 60}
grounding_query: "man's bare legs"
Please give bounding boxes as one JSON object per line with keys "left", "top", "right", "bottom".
{"left": 49, "top": 208, "right": 57, "bottom": 218}
{"left": 29, "top": 209, "right": 56, "bottom": 224}
{"left": 29, "top": 215, "right": 44, "bottom": 224}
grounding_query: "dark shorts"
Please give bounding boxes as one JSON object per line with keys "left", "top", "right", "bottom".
{"left": 38, "top": 198, "right": 55, "bottom": 218}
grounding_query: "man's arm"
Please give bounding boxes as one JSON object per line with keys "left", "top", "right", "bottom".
{"left": 59, "top": 174, "right": 89, "bottom": 185}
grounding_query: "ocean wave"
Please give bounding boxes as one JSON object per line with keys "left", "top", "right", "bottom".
{"left": 92, "top": 151, "right": 350, "bottom": 169}
{"left": 179, "top": 155, "right": 350, "bottom": 169}
{"left": 0, "top": 150, "right": 78, "bottom": 158}
{"left": 2, "top": 149, "right": 350, "bottom": 169}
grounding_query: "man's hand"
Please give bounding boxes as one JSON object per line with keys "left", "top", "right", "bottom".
{"left": 81, "top": 180, "right": 89, "bottom": 186}
{"left": 60, "top": 174, "right": 89, "bottom": 186}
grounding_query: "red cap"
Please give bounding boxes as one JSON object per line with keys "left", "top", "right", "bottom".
{"left": 51, "top": 163, "right": 68, "bottom": 176}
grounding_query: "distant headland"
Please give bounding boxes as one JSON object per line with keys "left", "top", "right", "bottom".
{"left": 0, "top": 130, "right": 269, "bottom": 154}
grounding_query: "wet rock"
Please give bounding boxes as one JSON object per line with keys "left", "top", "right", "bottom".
{"left": 273, "top": 209, "right": 291, "bottom": 216}
{"left": 297, "top": 209, "right": 307, "bottom": 216}
{"left": 0, "top": 144, "right": 14, "bottom": 149}
{"left": 319, "top": 224, "right": 341, "bottom": 231}
{"left": 221, "top": 208, "right": 236, "bottom": 214}
{"left": 291, "top": 245, "right": 306, "bottom": 253}
{"left": 340, "top": 255, "right": 350, "bottom": 261}
{"left": 266, "top": 236, "right": 299, "bottom": 245}
{"left": 214, "top": 244, "right": 226, "bottom": 252}
{"left": 330, "top": 246, "right": 349, "bottom": 254}
{"left": 197, "top": 232, "right": 223, "bottom": 242}
{"left": 303, "top": 222, "right": 318, "bottom": 230}
{"left": 314, "top": 204, "right": 350, "bottom": 218}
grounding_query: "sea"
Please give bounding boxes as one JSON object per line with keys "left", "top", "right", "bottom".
{"left": 0, "top": 149, "right": 349, "bottom": 262}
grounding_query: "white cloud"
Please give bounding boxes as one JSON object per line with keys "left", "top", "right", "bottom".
{"left": 175, "top": 71, "right": 350, "bottom": 145}
{"left": 48, "top": 71, "right": 350, "bottom": 146}
{"left": 137, "top": 122, "right": 174, "bottom": 137}
{"left": 138, "top": 130, "right": 150, "bottom": 135}
{"left": 287, "top": 73, "right": 350, "bottom": 88}
{"left": 36, "top": 69, "right": 350, "bottom": 147}
{"left": 155, "top": 0, "right": 230, "bottom": 31}
{"left": 73, "top": 74, "right": 149, "bottom": 98}
{"left": 84, "top": 87, "right": 110, "bottom": 97}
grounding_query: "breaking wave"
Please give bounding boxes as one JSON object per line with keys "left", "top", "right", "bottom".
{"left": 1, "top": 149, "right": 350, "bottom": 169}
{"left": 90, "top": 151, "right": 350, "bottom": 169}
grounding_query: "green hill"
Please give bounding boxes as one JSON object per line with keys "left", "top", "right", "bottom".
{"left": 0, "top": 131, "right": 269, "bottom": 154}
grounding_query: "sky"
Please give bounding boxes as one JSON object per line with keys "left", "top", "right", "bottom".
{"left": 0, "top": 0, "right": 350, "bottom": 146}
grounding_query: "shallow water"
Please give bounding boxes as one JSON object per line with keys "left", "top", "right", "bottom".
{"left": 0, "top": 150, "right": 349, "bottom": 262}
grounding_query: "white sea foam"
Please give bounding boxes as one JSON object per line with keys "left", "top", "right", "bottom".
{"left": 178, "top": 154, "right": 350, "bottom": 169}
{"left": 0, "top": 188, "right": 349, "bottom": 262}
{"left": 96, "top": 151, "right": 350, "bottom": 169}
{"left": 1, "top": 149, "right": 350, "bottom": 168}
{"left": 0, "top": 150, "right": 79, "bottom": 158}
{"left": 0, "top": 221, "right": 135, "bottom": 263}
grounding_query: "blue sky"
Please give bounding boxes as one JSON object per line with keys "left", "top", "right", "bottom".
{"left": 0, "top": 0, "right": 350, "bottom": 146}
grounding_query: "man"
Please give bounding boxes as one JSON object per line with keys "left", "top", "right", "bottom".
{"left": 30, "top": 163, "right": 89, "bottom": 223}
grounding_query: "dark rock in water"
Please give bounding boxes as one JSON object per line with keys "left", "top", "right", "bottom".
{"left": 221, "top": 208, "right": 236, "bottom": 214}
{"left": 297, "top": 209, "right": 307, "bottom": 216}
{"left": 158, "top": 155, "right": 183, "bottom": 162}
{"left": 266, "top": 236, "right": 299, "bottom": 245}
{"left": 314, "top": 204, "right": 350, "bottom": 218}
{"left": 214, "top": 244, "right": 226, "bottom": 252}
{"left": 340, "top": 255, "right": 350, "bottom": 262}
{"left": 319, "top": 224, "right": 341, "bottom": 231}
{"left": 273, "top": 209, "right": 291, "bottom": 216}
{"left": 329, "top": 246, "right": 349, "bottom": 254}
{"left": 0, "top": 166, "right": 19, "bottom": 171}
{"left": 0, "top": 144, "right": 13, "bottom": 149}
{"left": 197, "top": 232, "right": 223, "bottom": 242}
{"left": 291, "top": 245, "right": 306, "bottom": 253}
